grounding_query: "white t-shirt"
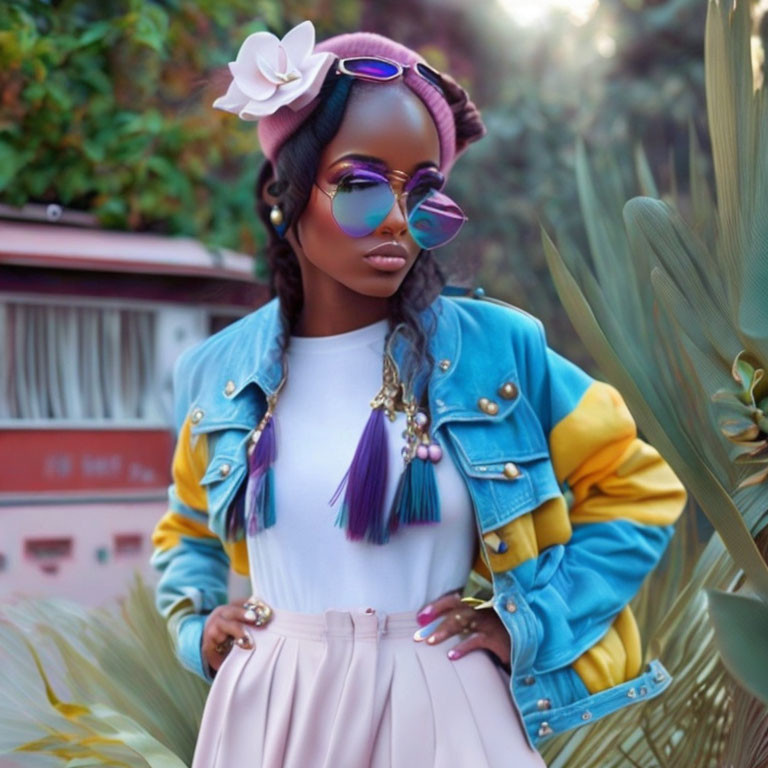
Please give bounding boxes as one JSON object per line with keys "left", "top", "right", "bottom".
{"left": 246, "top": 317, "right": 477, "bottom": 613}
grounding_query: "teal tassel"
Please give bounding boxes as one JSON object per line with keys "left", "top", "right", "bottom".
{"left": 389, "top": 457, "right": 441, "bottom": 532}
{"left": 262, "top": 465, "right": 276, "bottom": 528}
{"left": 245, "top": 465, "right": 277, "bottom": 536}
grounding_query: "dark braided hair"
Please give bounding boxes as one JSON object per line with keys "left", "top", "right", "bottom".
{"left": 254, "top": 63, "right": 486, "bottom": 392}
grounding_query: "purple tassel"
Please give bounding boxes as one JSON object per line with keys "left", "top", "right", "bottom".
{"left": 329, "top": 407, "right": 390, "bottom": 544}
{"left": 226, "top": 480, "right": 246, "bottom": 541}
{"left": 244, "top": 417, "right": 277, "bottom": 536}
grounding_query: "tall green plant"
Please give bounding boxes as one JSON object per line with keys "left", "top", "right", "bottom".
{"left": 539, "top": 0, "right": 768, "bottom": 763}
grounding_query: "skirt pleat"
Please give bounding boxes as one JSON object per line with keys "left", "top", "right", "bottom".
{"left": 379, "top": 641, "right": 437, "bottom": 767}
{"left": 260, "top": 636, "right": 298, "bottom": 767}
{"left": 410, "top": 637, "right": 495, "bottom": 766}
{"left": 191, "top": 607, "right": 547, "bottom": 768}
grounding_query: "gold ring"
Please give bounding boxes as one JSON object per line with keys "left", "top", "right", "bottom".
{"left": 242, "top": 598, "right": 274, "bottom": 627}
{"left": 215, "top": 638, "right": 232, "bottom": 654}
{"left": 453, "top": 611, "right": 470, "bottom": 629}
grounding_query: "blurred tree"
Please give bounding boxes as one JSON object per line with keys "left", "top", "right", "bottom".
{"left": 0, "top": 0, "right": 361, "bottom": 274}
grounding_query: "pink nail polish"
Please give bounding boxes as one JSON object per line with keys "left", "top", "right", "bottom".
{"left": 447, "top": 650, "right": 459, "bottom": 660}
{"left": 416, "top": 605, "right": 433, "bottom": 625}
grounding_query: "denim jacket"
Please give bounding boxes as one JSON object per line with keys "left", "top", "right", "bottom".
{"left": 150, "top": 286, "right": 686, "bottom": 750}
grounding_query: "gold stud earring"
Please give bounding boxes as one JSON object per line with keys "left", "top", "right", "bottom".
{"left": 270, "top": 204, "right": 284, "bottom": 226}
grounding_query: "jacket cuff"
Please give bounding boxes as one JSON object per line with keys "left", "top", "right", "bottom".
{"left": 176, "top": 612, "right": 215, "bottom": 683}
{"left": 497, "top": 582, "right": 543, "bottom": 672}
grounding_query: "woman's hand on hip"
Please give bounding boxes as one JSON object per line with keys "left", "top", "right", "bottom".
{"left": 202, "top": 598, "right": 270, "bottom": 674}
{"left": 413, "top": 591, "right": 511, "bottom": 668}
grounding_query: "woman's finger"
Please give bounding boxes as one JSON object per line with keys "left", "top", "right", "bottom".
{"left": 417, "top": 609, "right": 477, "bottom": 645}
{"left": 416, "top": 591, "right": 462, "bottom": 624}
{"left": 446, "top": 632, "right": 487, "bottom": 660}
{"left": 215, "top": 603, "right": 260, "bottom": 624}
{"left": 208, "top": 617, "right": 252, "bottom": 645}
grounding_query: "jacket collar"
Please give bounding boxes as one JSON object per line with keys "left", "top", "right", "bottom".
{"left": 223, "top": 292, "right": 500, "bottom": 433}
{"left": 228, "top": 296, "right": 286, "bottom": 399}
{"left": 230, "top": 293, "right": 459, "bottom": 389}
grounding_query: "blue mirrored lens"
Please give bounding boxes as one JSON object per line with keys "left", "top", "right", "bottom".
{"left": 332, "top": 170, "right": 394, "bottom": 237}
{"left": 407, "top": 190, "right": 466, "bottom": 249}
{"left": 329, "top": 170, "right": 463, "bottom": 248}
{"left": 343, "top": 58, "right": 400, "bottom": 79}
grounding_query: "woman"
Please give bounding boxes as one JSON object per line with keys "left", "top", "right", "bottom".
{"left": 150, "top": 20, "right": 686, "bottom": 767}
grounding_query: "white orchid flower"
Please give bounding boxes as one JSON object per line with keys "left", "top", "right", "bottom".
{"left": 213, "top": 20, "right": 336, "bottom": 120}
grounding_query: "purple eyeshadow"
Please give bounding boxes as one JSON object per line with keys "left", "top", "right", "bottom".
{"left": 328, "top": 162, "right": 441, "bottom": 187}
{"left": 328, "top": 162, "right": 388, "bottom": 185}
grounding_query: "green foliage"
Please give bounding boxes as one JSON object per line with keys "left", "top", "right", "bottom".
{"left": 539, "top": 0, "right": 768, "bottom": 762}
{"left": 707, "top": 590, "right": 768, "bottom": 706}
{"left": 0, "top": 0, "right": 361, "bottom": 255}
{"left": 0, "top": 573, "right": 208, "bottom": 766}
{"left": 423, "top": 0, "right": 709, "bottom": 365}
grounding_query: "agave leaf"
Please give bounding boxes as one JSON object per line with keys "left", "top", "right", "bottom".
{"left": 706, "top": 0, "right": 768, "bottom": 357}
{"left": 706, "top": 590, "right": 768, "bottom": 705}
{"left": 704, "top": 0, "right": 749, "bottom": 295}
{"left": 542, "top": 226, "right": 768, "bottom": 600}
{"left": 667, "top": 144, "right": 678, "bottom": 205}
{"left": 539, "top": 1, "right": 768, "bottom": 762}
{"left": 625, "top": 196, "right": 738, "bottom": 364}
{"left": 7, "top": 632, "right": 175, "bottom": 767}
{"left": 720, "top": 679, "right": 768, "bottom": 767}
{"left": 738, "top": 465, "right": 768, "bottom": 489}
{"left": 0, "top": 575, "right": 206, "bottom": 766}
{"left": 633, "top": 143, "right": 659, "bottom": 199}
{"left": 688, "top": 118, "right": 716, "bottom": 239}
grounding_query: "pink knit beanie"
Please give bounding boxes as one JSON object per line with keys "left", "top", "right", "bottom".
{"left": 257, "top": 30, "right": 458, "bottom": 174}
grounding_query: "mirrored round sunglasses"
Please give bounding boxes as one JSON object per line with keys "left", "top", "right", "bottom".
{"left": 315, "top": 167, "right": 467, "bottom": 250}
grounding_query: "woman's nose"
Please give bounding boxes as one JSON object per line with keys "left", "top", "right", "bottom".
{"left": 377, "top": 185, "right": 410, "bottom": 237}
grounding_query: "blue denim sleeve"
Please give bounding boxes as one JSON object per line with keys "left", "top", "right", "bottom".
{"left": 505, "top": 317, "right": 687, "bottom": 674}
{"left": 149, "top": 349, "right": 230, "bottom": 682}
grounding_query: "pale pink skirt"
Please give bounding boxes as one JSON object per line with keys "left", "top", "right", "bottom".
{"left": 191, "top": 606, "right": 547, "bottom": 768}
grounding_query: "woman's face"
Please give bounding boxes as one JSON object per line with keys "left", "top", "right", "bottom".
{"left": 267, "top": 81, "right": 442, "bottom": 301}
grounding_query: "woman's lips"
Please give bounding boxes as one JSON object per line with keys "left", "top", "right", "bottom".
{"left": 363, "top": 254, "right": 408, "bottom": 271}
{"left": 364, "top": 243, "right": 409, "bottom": 272}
